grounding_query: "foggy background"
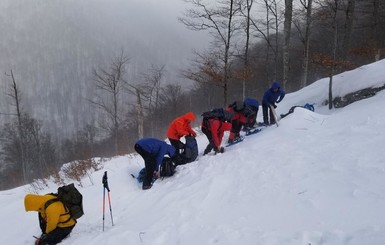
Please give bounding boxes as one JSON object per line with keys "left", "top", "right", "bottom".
{"left": 0, "top": 0, "right": 209, "bottom": 138}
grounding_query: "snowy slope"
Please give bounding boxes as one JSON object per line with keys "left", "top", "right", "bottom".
{"left": 1, "top": 60, "right": 385, "bottom": 245}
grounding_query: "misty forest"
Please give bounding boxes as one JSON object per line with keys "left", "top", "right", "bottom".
{"left": 0, "top": 0, "right": 384, "bottom": 190}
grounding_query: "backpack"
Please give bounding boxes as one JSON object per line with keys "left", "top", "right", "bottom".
{"left": 136, "top": 168, "right": 147, "bottom": 183}
{"left": 201, "top": 108, "right": 226, "bottom": 121}
{"left": 303, "top": 103, "right": 315, "bottom": 112}
{"left": 45, "top": 183, "right": 84, "bottom": 220}
{"left": 183, "top": 135, "right": 198, "bottom": 163}
{"left": 160, "top": 157, "right": 176, "bottom": 177}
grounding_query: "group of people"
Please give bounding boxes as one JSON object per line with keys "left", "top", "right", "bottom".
{"left": 23, "top": 82, "right": 285, "bottom": 245}
{"left": 134, "top": 82, "right": 285, "bottom": 190}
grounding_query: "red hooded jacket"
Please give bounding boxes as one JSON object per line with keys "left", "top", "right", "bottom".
{"left": 202, "top": 118, "right": 232, "bottom": 148}
{"left": 167, "top": 112, "right": 196, "bottom": 140}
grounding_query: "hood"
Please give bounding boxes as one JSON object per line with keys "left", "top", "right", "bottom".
{"left": 233, "top": 101, "right": 245, "bottom": 112}
{"left": 244, "top": 98, "right": 259, "bottom": 108}
{"left": 24, "top": 194, "right": 51, "bottom": 212}
{"left": 184, "top": 112, "right": 195, "bottom": 121}
{"left": 271, "top": 82, "right": 281, "bottom": 90}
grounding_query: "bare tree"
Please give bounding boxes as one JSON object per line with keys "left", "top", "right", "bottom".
{"left": 282, "top": 0, "right": 293, "bottom": 89}
{"left": 294, "top": 0, "right": 313, "bottom": 88}
{"left": 341, "top": 0, "right": 356, "bottom": 60}
{"left": 249, "top": 0, "right": 283, "bottom": 83}
{"left": 90, "top": 51, "right": 130, "bottom": 154}
{"left": 140, "top": 64, "right": 166, "bottom": 137}
{"left": 4, "top": 70, "right": 27, "bottom": 184}
{"left": 179, "top": 0, "right": 241, "bottom": 106}
{"left": 159, "top": 84, "right": 184, "bottom": 118}
{"left": 319, "top": 0, "right": 340, "bottom": 109}
{"left": 237, "top": 0, "right": 254, "bottom": 100}
{"left": 1, "top": 72, "right": 58, "bottom": 186}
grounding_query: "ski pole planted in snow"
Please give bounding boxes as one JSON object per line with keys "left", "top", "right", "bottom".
{"left": 102, "top": 171, "right": 114, "bottom": 231}
{"left": 269, "top": 104, "right": 280, "bottom": 127}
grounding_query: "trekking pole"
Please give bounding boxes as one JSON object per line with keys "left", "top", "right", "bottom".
{"left": 102, "top": 171, "right": 114, "bottom": 230}
{"left": 269, "top": 104, "right": 280, "bottom": 127}
{"left": 102, "top": 174, "right": 106, "bottom": 232}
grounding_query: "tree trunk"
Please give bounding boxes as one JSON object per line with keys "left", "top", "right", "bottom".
{"left": 136, "top": 89, "right": 144, "bottom": 139}
{"left": 341, "top": 0, "right": 356, "bottom": 60}
{"left": 223, "top": 0, "right": 235, "bottom": 107}
{"left": 329, "top": 23, "right": 338, "bottom": 110}
{"left": 283, "top": 0, "right": 293, "bottom": 89}
{"left": 9, "top": 70, "right": 27, "bottom": 184}
{"left": 301, "top": 0, "right": 313, "bottom": 88}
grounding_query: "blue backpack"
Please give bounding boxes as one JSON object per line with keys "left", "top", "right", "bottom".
{"left": 304, "top": 103, "right": 315, "bottom": 112}
{"left": 183, "top": 135, "right": 198, "bottom": 163}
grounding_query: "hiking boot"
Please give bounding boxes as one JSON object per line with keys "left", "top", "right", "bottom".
{"left": 233, "top": 136, "right": 241, "bottom": 142}
{"left": 203, "top": 148, "right": 211, "bottom": 155}
{"left": 142, "top": 179, "right": 152, "bottom": 190}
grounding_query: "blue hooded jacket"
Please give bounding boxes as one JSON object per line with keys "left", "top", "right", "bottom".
{"left": 262, "top": 82, "right": 285, "bottom": 106}
{"left": 136, "top": 138, "right": 176, "bottom": 170}
{"left": 244, "top": 98, "right": 259, "bottom": 109}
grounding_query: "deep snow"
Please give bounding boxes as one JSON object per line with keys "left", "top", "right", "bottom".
{"left": 1, "top": 59, "right": 385, "bottom": 245}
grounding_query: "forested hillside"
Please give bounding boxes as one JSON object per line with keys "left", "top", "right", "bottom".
{"left": 0, "top": 0, "right": 384, "bottom": 190}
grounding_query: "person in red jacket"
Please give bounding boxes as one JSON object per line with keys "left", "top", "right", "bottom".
{"left": 201, "top": 112, "right": 232, "bottom": 155}
{"left": 166, "top": 112, "right": 196, "bottom": 152}
{"left": 226, "top": 101, "right": 247, "bottom": 144}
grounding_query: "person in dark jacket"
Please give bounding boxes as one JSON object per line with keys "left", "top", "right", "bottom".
{"left": 201, "top": 112, "right": 232, "bottom": 155}
{"left": 262, "top": 82, "right": 285, "bottom": 125}
{"left": 24, "top": 194, "right": 76, "bottom": 245}
{"left": 134, "top": 138, "right": 176, "bottom": 190}
{"left": 243, "top": 98, "right": 259, "bottom": 130}
{"left": 226, "top": 101, "right": 247, "bottom": 144}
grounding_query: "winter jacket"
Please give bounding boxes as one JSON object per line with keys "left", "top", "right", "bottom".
{"left": 202, "top": 119, "right": 232, "bottom": 148}
{"left": 135, "top": 138, "right": 176, "bottom": 170}
{"left": 262, "top": 82, "right": 285, "bottom": 106}
{"left": 166, "top": 112, "right": 196, "bottom": 140}
{"left": 24, "top": 194, "right": 76, "bottom": 234}
{"left": 243, "top": 98, "right": 259, "bottom": 117}
{"left": 226, "top": 106, "right": 247, "bottom": 124}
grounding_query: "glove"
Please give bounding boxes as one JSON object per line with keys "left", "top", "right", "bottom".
{"left": 35, "top": 234, "right": 46, "bottom": 245}
{"left": 214, "top": 147, "right": 224, "bottom": 154}
{"left": 153, "top": 170, "right": 160, "bottom": 180}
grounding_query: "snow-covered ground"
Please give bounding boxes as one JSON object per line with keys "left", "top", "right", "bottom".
{"left": 1, "top": 59, "right": 385, "bottom": 245}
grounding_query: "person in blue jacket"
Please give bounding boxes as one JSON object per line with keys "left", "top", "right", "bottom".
{"left": 262, "top": 82, "right": 285, "bottom": 125}
{"left": 134, "top": 138, "right": 176, "bottom": 190}
{"left": 243, "top": 98, "right": 260, "bottom": 130}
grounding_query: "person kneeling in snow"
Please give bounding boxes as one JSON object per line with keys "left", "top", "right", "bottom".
{"left": 226, "top": 101, "right": 247, "bottom": 144}
{"left": 134, "top": 138, "right": 176, "bottom": 190}
{"left": 24, "top": 194, "right": 76, "bottom": 245}
{"left": 201, "top": 111, "right": 232, "bottom": 155}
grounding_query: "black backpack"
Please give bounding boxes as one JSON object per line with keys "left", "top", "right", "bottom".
{"left": 160, "top": 157, "right": 176, "bottom": 177}
{"left": 183, "top": 135, "right": 198, "bottom": 163}
{"left": 45, "top": 183, "right": 84, "bottom": 220}
{"left": 201, "top": 108, "right": 226, "bottom": 121}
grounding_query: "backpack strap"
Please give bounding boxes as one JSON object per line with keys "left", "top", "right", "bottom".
{"left": 44, "top": 197, "right": 76, "bottom": 224}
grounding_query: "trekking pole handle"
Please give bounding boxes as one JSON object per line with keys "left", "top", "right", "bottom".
{"left": 102, "top": 171, "right": 110, "bottom": 192}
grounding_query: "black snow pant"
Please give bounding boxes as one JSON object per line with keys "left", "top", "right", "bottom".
{"left": 38, "top": 213, "right": 75, "bottom": 245}
{"left": 202, "top": 127, "right": 215, "bottom": 155}
{"left": 262, "top": 103, "right": 275, "bottom": 125}
{"left": 134, "top": 143, "right": 156, "bottom": 187}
